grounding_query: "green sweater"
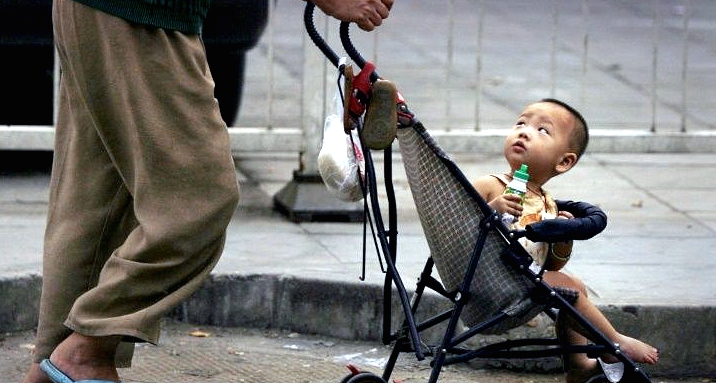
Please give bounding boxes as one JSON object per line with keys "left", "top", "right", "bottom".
{"left": 74, "top": 0, "right": 211, "bottom": 34}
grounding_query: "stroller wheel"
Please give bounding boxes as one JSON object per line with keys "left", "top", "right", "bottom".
{"left": 339, "top": 364, "right": 367, "bottom": 383}
{"left": 345, "top": 372, "right": 387, "bottom": 383}
{"left": 618, "top": 368, "right": 652, "bottom": 383}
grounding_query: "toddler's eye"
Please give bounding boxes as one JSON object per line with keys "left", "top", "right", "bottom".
{"left": 538, "top": 126, "right": 550, "bottom": 134}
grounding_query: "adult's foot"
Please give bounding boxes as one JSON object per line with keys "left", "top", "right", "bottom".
{"left": 47, "top": 332, "right": 121, "bottom": 382}
{"left": 21, "top": 363, "right": 53, "bottom": 383}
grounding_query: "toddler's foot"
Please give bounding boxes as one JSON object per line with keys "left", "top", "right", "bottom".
{"left": 608, "top": 335, "right": 659, "bottom": 365}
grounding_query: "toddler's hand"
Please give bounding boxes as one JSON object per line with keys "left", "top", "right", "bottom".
{"left": 490, "top": 193, "right": 523, "bottom": 218}
{"left": 557, "top": 210, "right": 574, "bottom": 220}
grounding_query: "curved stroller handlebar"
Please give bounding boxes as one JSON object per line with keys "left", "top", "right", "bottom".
{"left": 524, "top": 200, "right": 608, "bottom": 243}
{"left": 303, "top": 1, "right": 380, "bottom": 80}
{"left": 303, "top": 2, "right": 341, "bottom": 67}
{"left": 339, "top": 22, "right": 380, "bottom": 83}
{"left": 338, "top": 22, "right": 364, "bottom": 68}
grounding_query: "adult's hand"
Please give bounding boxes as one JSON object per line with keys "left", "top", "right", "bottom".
{"left": 311, "top": 0, "right": 394, "bottom": 31}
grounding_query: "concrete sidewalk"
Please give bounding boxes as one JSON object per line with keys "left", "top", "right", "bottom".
{"left": 1, "top": 0, "right": 716, "bottom": 380}
{"left": 1, "top": 152, "right": 715, "bottom": 378}
{"left": 1, "top": 320, "right": 711, "bottom": 383}
{"left": 0, "top": 320, "right": 712, "bottom": 383}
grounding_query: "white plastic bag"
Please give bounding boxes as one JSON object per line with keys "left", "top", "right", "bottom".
{"left": 317, "top": 89, "right": 365, "bottom": 202}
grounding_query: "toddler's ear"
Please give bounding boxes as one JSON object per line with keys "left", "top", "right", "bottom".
{"left": 555, "top": 152, "right": 578, "bottom": 174}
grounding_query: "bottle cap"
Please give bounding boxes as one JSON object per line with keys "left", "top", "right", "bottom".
{"left": 513, "top": 164, "right": 529, "bottom": 182}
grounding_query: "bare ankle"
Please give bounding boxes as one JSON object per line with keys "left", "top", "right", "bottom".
{"left": 52, "top": 333, "right": 121, "bottom": 365}
{"left": 22, "top": 363, "right": 53, "bottom": 383}
{"left": 48, "top": 332, "right": 122, "bottom": 382}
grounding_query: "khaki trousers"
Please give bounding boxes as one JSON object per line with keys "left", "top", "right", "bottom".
{"left": 36, "top": 0, "right": 240, "bottom": 366}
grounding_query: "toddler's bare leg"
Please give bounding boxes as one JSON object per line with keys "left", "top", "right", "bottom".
{"left": 546, "top": 272, "right": 659, "bottom": 366}
{"left": 557, "top": 314, "right": 601, "bottom": 383}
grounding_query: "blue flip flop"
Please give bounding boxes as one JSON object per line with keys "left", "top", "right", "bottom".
{"left": 39, "top": 359, "right": 119, "bottom": 383}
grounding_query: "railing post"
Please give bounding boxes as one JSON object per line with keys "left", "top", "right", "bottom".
{"left": 272, "top": 9, "right": 363, "bottom": 222}
{"left": 650, "top": 0, "right": 660, "bottom": 133}
{"left": 266, "top": 0, "right": 276, "bottom": 128}
{"left": 550, "top": 0, "right": 559, "bottom": 97}
{"left": 299, "top": 14, "right": 327, "bottom": 176}
{"left": 445, "top": 0, "right": 455, "bottom": 131}
{"left": 474, "top": 0, "right": 485, "bottom": 131}
{"left": 680, "top": 0, "right": 691, "bottom": 133}
{"left": 580, "top": 0, "right": 589, "bottom": 110}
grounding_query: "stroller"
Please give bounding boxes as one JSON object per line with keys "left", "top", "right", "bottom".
{"left": 304, "top": 3, "right": 653, "bottom": 383}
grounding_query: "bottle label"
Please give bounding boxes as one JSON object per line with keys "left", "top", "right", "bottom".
{"left": 503, "top": 186, "right": 526, "bottom": 202}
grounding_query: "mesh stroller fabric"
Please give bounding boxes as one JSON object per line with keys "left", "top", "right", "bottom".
{"left": 397, "top": 123, "right": 544, "bottom": 333}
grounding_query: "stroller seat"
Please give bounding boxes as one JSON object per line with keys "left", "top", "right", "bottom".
{"left": 398, "top": 123, "right": 544, "bottom": 333}
{"left": 377, "top": 121, "right": 650, "bottom": 383}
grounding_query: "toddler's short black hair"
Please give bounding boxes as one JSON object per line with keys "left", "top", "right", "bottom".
{"left": 541, "top": 98, "right": 589, "bottom": 159}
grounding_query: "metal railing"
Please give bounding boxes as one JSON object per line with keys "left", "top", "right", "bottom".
{"left": 235, "top": 0, "right": 715, "bottom": 144}
{"left": 3, "top": 0, "right": 715, "bottom": 155}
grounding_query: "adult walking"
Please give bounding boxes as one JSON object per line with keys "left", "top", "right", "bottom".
{"left": 22, "top": 0, "right": 393, "bottom": 382}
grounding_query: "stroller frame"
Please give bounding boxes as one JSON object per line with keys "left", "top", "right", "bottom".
{"left": 304, "top": 4, "right": 652, "bottom": 383}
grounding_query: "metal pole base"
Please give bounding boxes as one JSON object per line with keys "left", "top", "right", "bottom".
{"left": 273, "top": 171, "right": 364, "bottom": 223}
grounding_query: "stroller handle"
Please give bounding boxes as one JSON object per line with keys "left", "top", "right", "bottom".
{"left": 339, "top": 22, "right": 380, "bottom": 83}
{"left": 303, "top": 1, "right": 380, "bottom": 79}
{"left": 304, "top": 1, "right": 425, "bottom": 361}
{"left": 303, "top": 2, "right": 341, "bottom": 67}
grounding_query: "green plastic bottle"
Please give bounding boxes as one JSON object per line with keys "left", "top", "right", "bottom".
{"left": 502, "top": 164, "right": 529, "bottom": 225}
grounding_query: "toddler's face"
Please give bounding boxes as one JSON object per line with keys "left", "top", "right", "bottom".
{"left": 503, "top": 102, "right": 576, "bottom": 178}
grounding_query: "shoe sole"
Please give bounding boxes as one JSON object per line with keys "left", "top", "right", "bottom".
{"left": 362, "top": 79, "right": 397, "bottom": 150}
{"left": 342, "top": 64, "right": 356, "bottom": 132}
